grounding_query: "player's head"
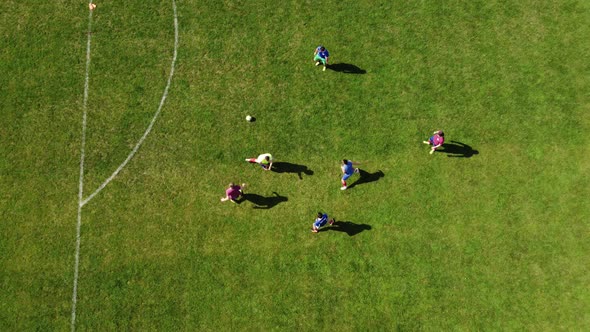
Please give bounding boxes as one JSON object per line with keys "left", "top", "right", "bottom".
{"left": 438, "top": 130, "right": 444, "bottom": 137}
{"left": 317, "top": 212, "right": 323, "bottom": 218}
{"left": 319, "top": 46, "right": 325, "bottom": 51}
{"left": 229, "top": 182, "right": 235, "bottom": 187}
{"left": 264, "top": 156, "right": 270, "bottom": 161}
{"left": 342, "top": 159, "right": 348, "bottom": 165}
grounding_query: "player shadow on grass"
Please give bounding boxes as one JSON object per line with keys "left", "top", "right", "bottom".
{"left": 320, "top": 221, "right": 372, "bottom": 236}
{"left": 271, "top": 162, "right": 314, "bottom": 180}
{"left": 239, "top": 192, "right": 288, "bottom": 209}
{"left": 327, "top": 63, "right": 366, "bottom": 74}
{"left": 438, "top": 141, "right": 479, "bottom": 158}
{"left": 347, "top": 169, "right": 385, "bottom": 189}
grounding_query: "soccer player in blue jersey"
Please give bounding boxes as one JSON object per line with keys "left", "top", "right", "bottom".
{"left": 312, "top": 212, "right": 335, "bottom": 233}
{"left": 340, "top": 159, "right": 360, "bottom": 190}
{"left": 314, "top": 45, "right": 330, "bottom": 71}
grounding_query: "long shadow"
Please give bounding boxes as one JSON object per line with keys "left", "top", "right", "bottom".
{"left": 271, "top": 162, "right": 314, "bottom": 180}
{"left": 238, "top": 192, "right": 288, "bottom": 209}
{"left": 347, "top": 169, "right": 385, "bottom": 189}
{"left": 327, "top": 63, "right": 366, "bottom": 74}
{"left": 438, "top": 141, "right": 479, "bottom": 158}
{"left": 320, "top": 221, "right": 372, "bottom": 236}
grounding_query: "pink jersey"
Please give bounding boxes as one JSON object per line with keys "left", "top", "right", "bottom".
{"left": 225, "top": 186, "right": 241, "bottom": 200}
{"left": 433, "top": 134, "right": 444, "bottom": 146}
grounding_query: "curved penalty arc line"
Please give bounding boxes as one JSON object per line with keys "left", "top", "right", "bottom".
{"left": 81, "top": 0, "right": 179, "bottom": 207}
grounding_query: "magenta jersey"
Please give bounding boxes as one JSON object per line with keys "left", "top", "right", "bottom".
{"left": 226, "top": 186, "right": 241, "bottom": 199}
{"left": 433, "top": 134, "right": 444, "bottom": 146}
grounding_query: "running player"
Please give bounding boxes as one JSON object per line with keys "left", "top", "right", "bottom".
{"left": 340, "top": 159, "right": 360, "bottom": 190}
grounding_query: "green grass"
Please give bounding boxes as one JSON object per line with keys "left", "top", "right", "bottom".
{"left": 1, "top": 0, "right": 589, "bottom": 330}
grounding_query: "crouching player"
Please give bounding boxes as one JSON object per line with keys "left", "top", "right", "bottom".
{"left": 314, "top": 45, "right": 330, "bottom": 71}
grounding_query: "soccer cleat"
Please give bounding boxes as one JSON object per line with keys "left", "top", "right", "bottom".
{"left": 354, "top": 168, "right": 359, "bottom": 173}
{"left": 315, "top": 61, "right": 320, "bottom": 66}
{"left": 340, "top": 186, "right": 347, "bottom": 190}
{"left": 323, "top": 66, "right": 326, "bottom": 71}
{"left": 329, "top": 219, "right": 334, "bottom": 226}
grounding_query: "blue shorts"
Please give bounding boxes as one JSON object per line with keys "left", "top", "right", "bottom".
{"left": 342, "top": 172, "right": 353, "bottom": 181}
{"left": 428, "top": 136, "right": 435, "bottom": 144}
{"left": 314, "top": 218, "right": 328, "bottom": 228}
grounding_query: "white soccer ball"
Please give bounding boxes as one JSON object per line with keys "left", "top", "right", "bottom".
{"left": 246, "top": 115, "right": 253, "bottom": 122}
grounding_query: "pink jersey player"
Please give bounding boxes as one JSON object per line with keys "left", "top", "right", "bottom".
{"left": 220, "top": 183, "right": 245, "bottom": 203}
{"left": 423, "top": 130, "right": 445, "bottom": 154}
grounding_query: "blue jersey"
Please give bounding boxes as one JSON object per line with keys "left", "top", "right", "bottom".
{"left": 314, "top": 213, "right": 329, "bottom": 228}
{"left": 342, "top": 161, "right": 354, "bottom": 175}
{"left": 316, "top": 46, "right": 329, "bottom": 59}
{"left": 316, "top": 213, "right": 328, "bottom": 224}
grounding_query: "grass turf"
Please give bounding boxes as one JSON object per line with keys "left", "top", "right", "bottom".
{"left": 1, "top": 0, "right": 589, "bottom": 330}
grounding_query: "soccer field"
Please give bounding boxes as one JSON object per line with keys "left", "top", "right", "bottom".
{"left": 1, "top": 0, "right": 589, "bottom": 330}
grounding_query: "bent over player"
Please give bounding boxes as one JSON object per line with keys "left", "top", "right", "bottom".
{"left": 314, "top": 45, "right": 330, "bottom": 71}
{"left": 246, "top": 153, "right": 273, "bottom": 171}
{"left": 312, "top": 212, "right": 335, "bottom": 233}
{"left": 423, "top": 130, "right": 445, "bottom": 154}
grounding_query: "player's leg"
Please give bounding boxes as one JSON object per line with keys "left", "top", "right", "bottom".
{"left": 312, "top": 221, "right": 320, "bottom": 233}
{"left": 320, "top": 57, "right": 327, "bottom": 71}
{"left": 424, "top": 136, "right": 435, "bottom": 145}
{"left": 314, "top": 54, "right": 322, "bottom": 66}
{"left": 341, "top": 173, "right": 352, "bottom": 190}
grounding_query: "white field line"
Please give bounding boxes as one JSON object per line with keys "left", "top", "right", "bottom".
{"left": 70, "top": 1, "right": 178, "bottom": 331}
{"left": 81, "top": 0, "right": 178, "bottom": 207}
{"left": 71, "top": 2, "right": 94, "bottom": 331}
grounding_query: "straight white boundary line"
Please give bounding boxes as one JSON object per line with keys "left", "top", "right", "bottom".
{"left": 71, "top": 2, "right": 93, "bottom": 331}
{"left": 70, "top": 1, "right": 178, "bottom": 330}
{"left": 81, "top": 0, "right": 179, "bottom": 207}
